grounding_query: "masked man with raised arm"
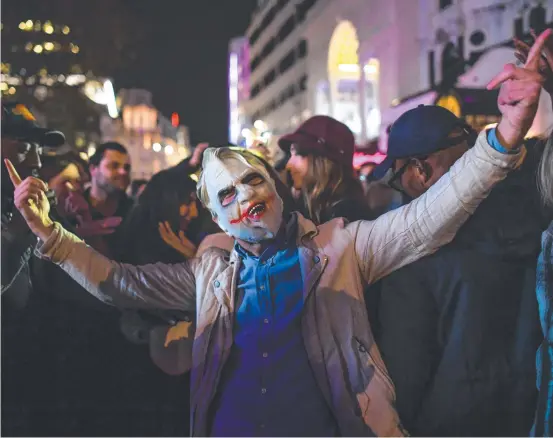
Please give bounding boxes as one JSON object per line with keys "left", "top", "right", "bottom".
{"left": 5, "top": 32, "right": 549, "bottom": 437}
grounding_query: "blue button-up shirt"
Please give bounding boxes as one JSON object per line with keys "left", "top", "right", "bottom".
{"left": 210, "top": 218, "right": 338, "bottom": 436}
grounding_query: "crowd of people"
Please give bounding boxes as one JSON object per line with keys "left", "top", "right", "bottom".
{"left": 1, "top": 28, "right": 553, "bottom": 437}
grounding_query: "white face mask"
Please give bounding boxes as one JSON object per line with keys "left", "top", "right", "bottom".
{"left": 204, "top": 155, "right": 284, "bottom": 243}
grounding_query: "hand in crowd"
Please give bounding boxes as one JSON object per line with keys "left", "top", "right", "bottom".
{"left": 487, "top": 28, "right": 551, "bottom": 149}
{"left": 189, "top": 142, "right": 210, "bottom": 168}
{"left": 5, "top": 158, "right": 54, "bottom": 241}
{"left": 514, "top": 29, "right": 553, "bottom": 95}
{"left": 158, "top": 220, "right": 197, "bottom": 258}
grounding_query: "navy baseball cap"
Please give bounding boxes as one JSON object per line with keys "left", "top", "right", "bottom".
{"left": 373, "top": 105, "right": 466, "bottom": 179}
{"left": 1, "top": 102, "right": 65, "bottom": 147}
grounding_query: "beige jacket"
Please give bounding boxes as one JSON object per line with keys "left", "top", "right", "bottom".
{"left": 36, "top": 131, "right": 523, "bottom": 436}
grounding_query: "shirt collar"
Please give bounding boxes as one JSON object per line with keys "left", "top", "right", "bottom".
{"left": 234, "top": 213, "right": 298, "bottom": 260}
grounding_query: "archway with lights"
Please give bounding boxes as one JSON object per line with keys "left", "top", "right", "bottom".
{"left": 323, "top": 20, "right": 381, "bottom": 141}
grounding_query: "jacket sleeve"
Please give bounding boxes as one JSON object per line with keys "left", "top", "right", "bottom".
{"left": 351, "top": 130, "right": 525, "bottom": 285}
{"left": 34, "top": 222, "right": 197, "bottom": 311}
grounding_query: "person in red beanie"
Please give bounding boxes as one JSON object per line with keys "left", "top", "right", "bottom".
{"left": 278, "top": 115, "right": 373, "bottom": 224}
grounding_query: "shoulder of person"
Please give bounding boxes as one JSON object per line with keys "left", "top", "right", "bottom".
{"left": 328, "top": 197, "right": 373, "bottom": 222}
{"left": 196, "top": 233, "right": 234, "bottom": 257}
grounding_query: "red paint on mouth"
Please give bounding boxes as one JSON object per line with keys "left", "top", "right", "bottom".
{"left": 229, "top": 194, "right": 275, "bottom": 225}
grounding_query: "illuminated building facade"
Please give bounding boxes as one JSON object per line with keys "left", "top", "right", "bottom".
{"left": 228, "top": 37, "right": 251, "bottom": 146}
{"left": 241, "top": 0, "right": 425, "bottom": 153}
{"left": 100, "top": 89, "right": 191, "bottom": 180}
{"left": 241, "top": 0, "right": 553, "bottom": 156}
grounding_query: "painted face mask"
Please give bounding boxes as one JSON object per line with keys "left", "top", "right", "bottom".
{"left": 203, "top": 154, "right": 283, "bottom": 243}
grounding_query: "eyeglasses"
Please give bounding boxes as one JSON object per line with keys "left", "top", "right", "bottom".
{"left": 388, "top": 160, "right": 415, "bottom": 193}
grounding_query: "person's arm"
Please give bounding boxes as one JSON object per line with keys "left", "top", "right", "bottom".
{"left": 352, "top": 29, "right": 550, "bottom": 284}
{"left": 34, "top": 222, "right": 197, "bottom": 311}
{"left": 352, "top": 130, "right": 524, "bottom": 284}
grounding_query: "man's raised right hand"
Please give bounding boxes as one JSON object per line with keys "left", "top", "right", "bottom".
{"left": 5, "top": 158, "right": 54, "bottom": 241}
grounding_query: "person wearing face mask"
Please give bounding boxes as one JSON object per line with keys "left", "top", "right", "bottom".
{"left": 1, "top": 102, "right": 65, "bottom": 305}
{"left": 3, "top": 32, "right": 550, "bottom": 436}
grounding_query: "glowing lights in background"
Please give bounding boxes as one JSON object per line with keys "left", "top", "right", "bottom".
{"left": 241, "top": 120, "right": 272, "bottom": 147}
{"left": 18, "top": 20, "right": 71, "bottom": 34}
{"left": 171, "top": 112, "right": 179, "bottom": 127}
{"left": 337, "top": 62, "right": 379, "bottom": 75}
{"left": 150, "top": 142, "right": 180, "bottom": 156}
{"left": 43, "top": 21, "right": 54, "bottom": 34}
{"left": 103, "top": 80, "right": 118, "bottom": 118}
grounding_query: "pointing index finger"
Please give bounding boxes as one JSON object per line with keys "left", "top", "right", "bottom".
{"left": 525, "top": 28, "right": 553, "bottom": 71}
{"left": 4, "top": 159, "right": 22, "bottom": 187}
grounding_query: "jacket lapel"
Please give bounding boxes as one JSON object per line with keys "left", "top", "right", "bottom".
{"left": 211, "top": 252, "right": 241, "bottom": 312}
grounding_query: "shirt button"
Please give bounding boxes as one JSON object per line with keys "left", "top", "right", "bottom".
{"left": 261, "top": 388, "right": 267, "bottom": 394}
{"left": 262, "top": 352, "right": 268, "bottom": 358}
{"left": 260, "top": 285, "right": 265, "bottom": 291}
{"left": 264, "top": 318, "right": 269, "bottom": 324}
{"left": 214, "top": 280, "right": 220, "bottom": 288}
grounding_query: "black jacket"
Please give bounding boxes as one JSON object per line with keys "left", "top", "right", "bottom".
{"left": 370, "top": 143, "right": 549, "bottom": 436}
{"left": 1, "top": 212, "right": 35, "bottom": 309}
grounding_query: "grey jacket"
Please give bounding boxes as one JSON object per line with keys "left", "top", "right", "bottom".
{"left": 36, "top": 131, "right": 523, "bottom": 436}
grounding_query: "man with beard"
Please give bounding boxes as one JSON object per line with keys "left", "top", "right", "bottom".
{"left": 4, "top": 31, "right": 550, "bottom": 436}
{"left": 60, "top": 141, "right": 133, "bottom": 257}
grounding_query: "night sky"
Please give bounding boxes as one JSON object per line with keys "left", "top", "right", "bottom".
{"left": 4, "top": 0, "right": 258, "bottom": 145}
{"left": 117, "top": 1, "right": 258, "bottom": 145}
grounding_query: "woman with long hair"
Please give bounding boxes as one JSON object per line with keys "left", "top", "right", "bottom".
{"left": 278, "top": 115, "right": 373, "bottom": 224}
{"left": 118, "top": 165, "right": 218, "bottom": 264}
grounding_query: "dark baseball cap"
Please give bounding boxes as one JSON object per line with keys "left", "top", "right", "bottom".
{"left": 373, "top": 105, "right": 466, "bottom": 179}
{"left": 278, "top": 115, "right": 355, "bottom": 168}
{"left": 1, "top": 102, "right": 65, "bottom": 147}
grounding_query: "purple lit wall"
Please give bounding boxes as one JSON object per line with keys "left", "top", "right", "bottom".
{"left": 228, "top": 37, "right": 250, "bottom": 144}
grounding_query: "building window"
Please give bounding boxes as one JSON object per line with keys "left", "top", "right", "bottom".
{"left": 263, "top": 69, "right": 276, "bottom": 87}
{"left": 279, "top": 50, "right": 296, "bottom": 74}
{"left": 261, "top": 37, "right": 276, "bottom": 58}
{"left": 251, "top": 83, "right": 261, "bottom": 98}
{"left": 278, "top": 16, "right": 295, "bottom": 42}
{"left": 439, "top": 0, "right": 452, "bottom": 10}
{"left": 299, "top": 75, "right": 308, "bottom": 91}
{"left": 297, "top": 0, "right": 318, "bottom": 22}
{"left": 251, "top": 56, "right": 260, "bottom": 72}
{"left": 298, "top": 39, "right": 307, "bottom": 58}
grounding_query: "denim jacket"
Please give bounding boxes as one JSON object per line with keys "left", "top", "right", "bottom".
{"left": 534, "top": 221, "right": 553, "bottom": 436}
{"left": 35, "top": 131, "right": 523, "bottom": 436}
